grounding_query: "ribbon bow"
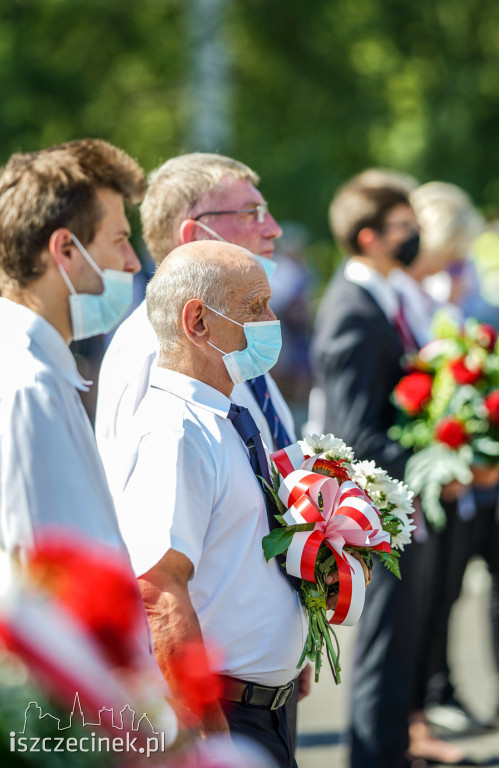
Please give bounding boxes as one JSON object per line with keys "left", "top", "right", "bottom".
{"left": 271, "top": 445, "right": 391, "bottom": 626}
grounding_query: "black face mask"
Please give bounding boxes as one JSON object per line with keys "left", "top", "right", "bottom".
{"left": 394, "top": 232, "right": 420, "bottom": 267}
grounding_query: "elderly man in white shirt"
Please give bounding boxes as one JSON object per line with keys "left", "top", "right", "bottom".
{"left": 114, "top": 240, "right": 318, "bottom": 768}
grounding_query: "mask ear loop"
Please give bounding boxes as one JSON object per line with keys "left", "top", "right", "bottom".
{"left": 58, "top": 264, "right": 77, "bottom": 295}
{"left": 204, "top": 304, "right": 243, "bottom": 356}
{"left": 207, "top": 340, "right": 227, "bottom": 355}
{"left": 205, "top": 304, "right": 243, "bottom": 328}
{"left": 70, "top": 233, "right": 105, "bottom": 278}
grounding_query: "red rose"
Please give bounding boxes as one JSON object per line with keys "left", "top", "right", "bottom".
{"left": 485, "top": 390, "right": 499, "bottom": 425}
{"left": 449, "top": 355, "right": 482, "bottom": 385}
{"left": 434, "top": 417, "right": 469, "bottom": 449}
{"left": 394, "top": 372, "right": 433, "bottom": 415}
{"left": 477, "top": 323, "right": 497, "bottom": 351}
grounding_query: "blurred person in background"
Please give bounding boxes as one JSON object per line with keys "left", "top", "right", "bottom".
{"left": 305, "top": 168, "right": 418, "bottom": 436}
{"left": 404, "top": 181, "right": 499, "bottom": 734}
{"left": 310, "top": 173, "right": 473, "bottom": 767}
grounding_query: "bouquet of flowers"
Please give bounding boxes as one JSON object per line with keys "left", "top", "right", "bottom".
{"left": 389, "top": 314, "right": 499, "bottom": 530}
{"left": 262, "top": 433, "right": 415, "bottom": 684}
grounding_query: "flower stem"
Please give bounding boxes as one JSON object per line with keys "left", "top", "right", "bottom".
{"left": 300, "top": 581, "right": 342, "bottom": 684}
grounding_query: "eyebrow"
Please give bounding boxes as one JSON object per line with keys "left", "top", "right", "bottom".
{"left": 247, "top": 295, "right": 270, "bottom": 312}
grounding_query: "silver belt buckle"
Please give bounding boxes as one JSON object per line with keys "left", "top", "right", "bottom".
{"left": 270, "top": 681, "right": 294, "bottom": 710}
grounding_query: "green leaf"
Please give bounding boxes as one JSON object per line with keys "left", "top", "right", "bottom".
{"left": 375, "top": 550, "right": 401, "bottom": 579}
{"left": 262, "top": 527, "right": 294, "bottom": 561}
{"left": 260, "top": 475, "right": 286, "bottom": 514}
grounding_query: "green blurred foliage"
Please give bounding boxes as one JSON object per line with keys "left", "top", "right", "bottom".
{"left": 1, "top": 0, "right": 499, "bottom": 283}
{"left": 0, "top": 0, "right": 186, "bottom": 170}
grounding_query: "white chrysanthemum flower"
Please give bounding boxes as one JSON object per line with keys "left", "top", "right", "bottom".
{"left": 300, "top": 433, "right": 355, "bottom": 462}
{"left": 387, "top": 480, "right": 415, "bottom": 517}
{"left": 352, "top": 460, "right": 393, "bottom": 495}
{"left": 390, "top": 512, "right": 416, "bottom": 551}
{"left": 352, "top": 461, "right": 415, "bottom": 549}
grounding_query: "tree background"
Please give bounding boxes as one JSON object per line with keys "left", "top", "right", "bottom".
{"left": 2, "top": 0, "right": 499, "bottom": 280}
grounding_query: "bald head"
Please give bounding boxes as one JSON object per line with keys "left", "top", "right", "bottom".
{"left": 146, "top": 240, "right": 267, "bottom": 359}
{"left": 157, "top": 239, "right": 260, "bottom": 279}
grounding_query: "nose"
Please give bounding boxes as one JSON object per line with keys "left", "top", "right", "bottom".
{"left": 124, "top": 243, "right": 141, "bottom": 274}
{"left": 263, "top": 305, "right": 277, "bottom": 322}
{"left": 263, "top": 212, "right": 282, "bottom": 240}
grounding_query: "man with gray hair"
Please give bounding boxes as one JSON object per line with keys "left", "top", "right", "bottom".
{"left": 113, "top": 240, "right": 311, "bottom": 767}
{"left": 96, "top": 153, "right": 293, "bottom": 492}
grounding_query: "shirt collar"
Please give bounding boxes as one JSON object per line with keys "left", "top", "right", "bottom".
{"left": 0, "top": 298, "right": 91, "bottom": 391}
{"left": 344, "top": 258, "right": 399, "bottom": 320}
{"left": 149, "top": 366, "right": 232, "bottom": 418}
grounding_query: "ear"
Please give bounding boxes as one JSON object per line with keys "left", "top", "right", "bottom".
{"left": 182, "top": 298, "right": 209, "bottom": 347}
{"left": 179, "top": 219, "right": 203, "bottom": 245}
{"left": 357, "top": 227, "right": 378, "bottom": 253}
{"left": 48, "top": 228, "right": 75, "bottom": 270}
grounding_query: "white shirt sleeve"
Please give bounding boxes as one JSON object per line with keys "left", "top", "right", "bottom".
{"left": 1, "top": 372, "right": 124, "bottom": 556}
{"left": 116, "top": 417, "right": 217, "bottom": 578}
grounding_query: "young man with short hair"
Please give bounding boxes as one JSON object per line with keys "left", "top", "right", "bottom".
{"left": 0, "top": 139, "right": 145, "bottom": 560}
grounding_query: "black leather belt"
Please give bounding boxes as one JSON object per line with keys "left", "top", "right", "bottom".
{"left": 220, "top": 676, "right": 295, "bottom": 710}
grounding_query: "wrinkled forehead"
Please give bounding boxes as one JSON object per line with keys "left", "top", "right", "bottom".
{"left": 227, "top": 256, "right": 270, "bottom": 302}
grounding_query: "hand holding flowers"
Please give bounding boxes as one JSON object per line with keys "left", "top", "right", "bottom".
{"left": 262, "top": 433, "right": 415, "bottom": 683}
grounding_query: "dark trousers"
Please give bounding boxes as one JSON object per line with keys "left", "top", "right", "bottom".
{"left": 350, "top": 530, "right": 441, "bottom": 768}
{"left": 424, "top": 488, "right": 499, "bottom": 708}
{"left": 222, "top": 699, "right": 298, "bottom": 768}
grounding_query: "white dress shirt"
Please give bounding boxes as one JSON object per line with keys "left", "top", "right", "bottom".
{"left": 95, "top": 300, "right": 296, "bottom": 496}
{"left": 0, "top": 298, "right": 129, "bottom": 558}
{"left": 114, "top": 366, "right": 307, "bottom": 686}
{"left": 344, "top": 257, "right": 399, "bottom": 321}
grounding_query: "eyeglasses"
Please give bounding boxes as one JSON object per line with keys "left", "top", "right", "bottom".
{"left": 382, "top": 221, "right": 420, "bottom": 235}
{"left": 193, "top": 201, "right": 269, "bottom": 224}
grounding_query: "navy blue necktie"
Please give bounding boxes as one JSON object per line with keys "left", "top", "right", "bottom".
{"left": 247, "top": 375, "right": 292, "bottom": 451}
{"left": 228, "top": 403, "right": 301, "bottom": 592}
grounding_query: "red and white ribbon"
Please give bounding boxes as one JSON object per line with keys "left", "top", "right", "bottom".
{"left": 272, "top": 443, "right": 308, "bottom": 478}
{"left": 270, "top": 447, "right": 391, "bottom": 627}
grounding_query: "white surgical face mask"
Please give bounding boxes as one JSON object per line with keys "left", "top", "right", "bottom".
{"left": 58, "top": 233, "right": 133, "bottom": 341}
{"left": 191, "top": 220, "right": 277, "bottom": 279}
{"left": 205, "top": 305, "right": 282, "bottom": 385}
